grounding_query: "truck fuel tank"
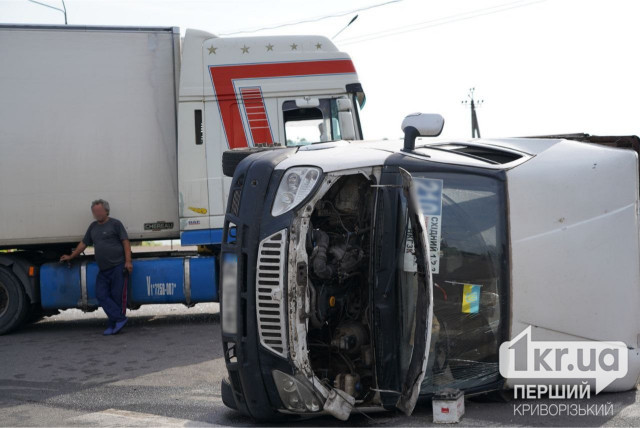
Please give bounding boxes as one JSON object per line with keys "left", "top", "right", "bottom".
{"left": 40, "top": 257, "right": 217, "bottom": 310}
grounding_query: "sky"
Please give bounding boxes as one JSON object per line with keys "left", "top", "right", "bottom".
{"left": 2, "top": 0, "right": 639, "bottom": 140}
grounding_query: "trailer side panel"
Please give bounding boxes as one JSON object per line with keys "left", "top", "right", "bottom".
{"left": 0, "top": 26, "right": 181, "bottom": 247}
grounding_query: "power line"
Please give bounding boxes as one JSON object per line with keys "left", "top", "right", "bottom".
{"left": 337, "top": 0, "right": 544, "bottom": 46}
{"left": 337, "top": 0, "right": 541, "bottom": 44}
{"left": 219, "top": 0, "right": 403, "bottom": 36}
{"left": 338, "top": 0, "right": 543, "bottom": 44}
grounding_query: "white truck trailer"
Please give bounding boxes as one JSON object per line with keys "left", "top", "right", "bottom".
{"left": 0, "top": 24, "right": 366, "bottom": 333}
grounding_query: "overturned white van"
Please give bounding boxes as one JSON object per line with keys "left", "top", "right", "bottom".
{"left": 219, "top": 114, "right": 640, "bottom": 421}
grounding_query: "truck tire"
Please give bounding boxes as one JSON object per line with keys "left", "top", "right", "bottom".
{"left": 0, "top": 267, "right": 29, "bottom": 335}
{"left": 222, "top": 147, "right": 277, "bottom": 178}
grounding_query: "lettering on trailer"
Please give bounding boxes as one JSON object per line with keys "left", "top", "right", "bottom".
{"left": 146, "top": 275, "right": 177, "bottom": 297}
{"left": 208, "top": 59, "right": 357, "bottom": 149}
{"left": 144, "top": 221, "right": 174, "bottom": 231}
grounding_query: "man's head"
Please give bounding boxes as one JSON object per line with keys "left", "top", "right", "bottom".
{"left": 91, "top": 199, "right": 110, "bottom": 223}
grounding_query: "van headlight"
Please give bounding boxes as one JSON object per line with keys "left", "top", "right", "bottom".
{"left": 221, "top": 253, "right": 238, "bottom": 334}
{"left": 271, "top": 167, "right": 321, "bottom": 216}
{"left": 272, "top": 370, "right": 322, "bottom": 413}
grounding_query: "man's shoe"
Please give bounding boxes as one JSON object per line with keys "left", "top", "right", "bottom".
{"left": 112, "top": 318, "right": 128, "bottom": 334}
{"left": 103, "top": 327, "right": 114, "bottom": 335}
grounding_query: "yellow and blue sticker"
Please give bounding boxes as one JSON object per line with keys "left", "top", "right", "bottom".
{"left": 461, "top": 284, "right": 481, "bottom": 314}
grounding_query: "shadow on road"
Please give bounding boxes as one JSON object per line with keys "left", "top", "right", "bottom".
{"left": 0, "top": 305, "right": 226, "bottom": 423}
{"left": 24, "top": 310, "right": 220, "bottom": 332}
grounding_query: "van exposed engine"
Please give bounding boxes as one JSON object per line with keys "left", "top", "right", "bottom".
{"left": 305, "top": 174, "right": 375, "bottom": 400}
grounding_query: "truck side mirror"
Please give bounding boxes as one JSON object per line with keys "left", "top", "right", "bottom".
{"left": 336, "top": 98, "right": 351, "bottom": 112}
{"left": 339, "top": 112, "right": 356, "bottom": 140}
{"left": 401, "top": 113, "right": 445, "bottom": 152}
{"left": 337, "top": 98, "right": 356, "bottom": 140}
{"left": 295, "top": 97, "right": 320, "bottom": 108}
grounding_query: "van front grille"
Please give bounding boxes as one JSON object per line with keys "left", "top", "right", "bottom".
{"left": 230, "top": 189, "right": 241, "bottom": 216}
{"left": 256, "top": 229, "right": 288, "bottom": 358}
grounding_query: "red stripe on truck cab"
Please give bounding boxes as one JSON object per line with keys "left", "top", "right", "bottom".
{"left": 240, "top": 87, "right": 273, "bottom": 145}
{"left": 209, "top": 59, "right": 356, "bottom": 149}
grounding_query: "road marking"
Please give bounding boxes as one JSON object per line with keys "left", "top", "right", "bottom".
{"left": 66, "top": 408, "right": 219, "bottom": 427}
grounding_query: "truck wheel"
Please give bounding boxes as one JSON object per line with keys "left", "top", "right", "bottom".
{"left": 0, "top": 267, "right": 29, "bottom": 335}
{"left": 222, "top": 147, "right": 277, "bottom": 178}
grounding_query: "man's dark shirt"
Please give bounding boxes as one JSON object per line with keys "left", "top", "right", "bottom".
{"left": 82, "top": 218, "right": 128, "bottom": 271}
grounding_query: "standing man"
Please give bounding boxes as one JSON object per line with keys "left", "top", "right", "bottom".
{"left": 60, "top": 199, "right": 133, "bottom": 335}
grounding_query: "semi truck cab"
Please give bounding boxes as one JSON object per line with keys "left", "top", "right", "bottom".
{"left": 178, "top": 30, "right": 365, "bottom": 246}
{"left": 220, "top": 113, "right": 640, "bottom": 420}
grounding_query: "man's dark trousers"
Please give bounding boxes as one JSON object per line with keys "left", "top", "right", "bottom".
{"left": 96, "top": 263, "right": 127, "bottom": 327}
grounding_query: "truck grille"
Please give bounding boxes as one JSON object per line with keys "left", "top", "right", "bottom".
{"left": 256, "top": 229, "right": 288, "bottom": 358}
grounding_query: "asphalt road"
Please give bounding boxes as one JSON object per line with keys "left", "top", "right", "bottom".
{"left": 1, "top": 304, "right": 640, "bottom": 427}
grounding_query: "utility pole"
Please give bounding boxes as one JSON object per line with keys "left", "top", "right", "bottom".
{"left": 461, "top": 88, "right": 483, "bottom": 138}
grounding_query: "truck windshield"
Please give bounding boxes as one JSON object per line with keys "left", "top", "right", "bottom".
{"left": 283, "top": 98, "right": 343, "bottom": 146}
{"left": 390, "top": 172, "right": 507, "bottom": 393}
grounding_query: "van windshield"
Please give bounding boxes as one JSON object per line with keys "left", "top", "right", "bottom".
{"left": 390, "top": 172, "right": 508, "bottom": 393}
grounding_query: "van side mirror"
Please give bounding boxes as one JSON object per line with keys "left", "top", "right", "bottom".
{"left": 401, "top": 113, "right": 445, "bottom": 152}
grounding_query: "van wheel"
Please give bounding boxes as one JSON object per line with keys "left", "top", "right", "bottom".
{"left": 222, "top": 147, "right": 278, "bottom": 178}
{"left": 221, "top": 377, "right": 238, "bottom": 410}
{"left": 0, "top": 267, "right": 29, "bottom": 335}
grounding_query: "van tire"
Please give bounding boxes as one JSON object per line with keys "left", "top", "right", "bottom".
{"left": 0, "top": 267, "right": 29, "bottom": 335}
{"left": 222, "top": 147, "right": 276, "bottom": 178}
{"left": 221, "top": 377, "right": 238, "bottom": 410}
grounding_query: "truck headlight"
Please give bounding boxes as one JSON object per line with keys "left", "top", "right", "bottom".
{"left": 271, "top": 167, "right": 321, "bottom": 216}
{"left": 272, "top": 370, "right": 322, "bottom": 413}
{"left": 221, "top": 253, "right": 238, "bottom": 334}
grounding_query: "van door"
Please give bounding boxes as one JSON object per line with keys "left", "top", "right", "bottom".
{"left": 395, "top": 168, "right": 434, "bottom": 415}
